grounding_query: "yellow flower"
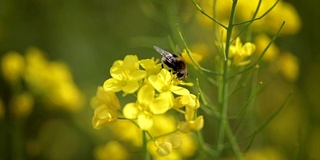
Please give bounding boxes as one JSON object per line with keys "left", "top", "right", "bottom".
{"left": 154, "top": 134, "right": 182, "bottom": 157}
{"left": 90, "top": 86, "right": 120, "bottom": 111}
{"left": 190, "top": 116, "right": 204, "bottom": 130}
{"left": 91, "top": 87, "right": 121, "bottom": 129}
{"left": 179, "top": 116, "right": 204, "bottom": 133}
{"left": 140, "top": 58, "right": 162, "bottom": 76}
{"left": 154, "top": 141, "right": 173, "bottom": 157}
{"left": 104, "top": 55, "right": 146, "bottom": 94}
{"left": 92, "top": 54, "right": 199, "bottom": 157}
{"left": 136, "top": 111, "right": 154, "bottom": 130}
{"left": 149, "top": 69, "right": 190, "bottom": 95}
{"left": 174, "top": 94, "right": 200, "bottom": 109}
{"left": 1, "top": 51, "right": 25, "bottom": 83}
{"left": 229, "top": 37, "right": 256, "bottom": 66}
{"left": 123, "top": 84, "right": 172, "bottom": 130}
{"left": 23, "top": 47, "right": 84, "bottom": 111}
{"left": 147, "top": 69, "right": 190, "bottom": 113}
{"left": 148, "top": 131, "right": 197, "bottom": 159}
{"left": 92, "top": 104, "right": 118, "bottom": 129}
{"left": 179, "top": 107, "right": 204, "bottom": 132}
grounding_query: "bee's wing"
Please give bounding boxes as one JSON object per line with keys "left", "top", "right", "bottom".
{"left": 153, "top": 46, "right": 177, "bottom": 64}
{"left": 153, "top": 46, "right": 172, "bottom": 56}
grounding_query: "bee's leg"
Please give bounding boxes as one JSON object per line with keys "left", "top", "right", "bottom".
{"left": 161, "top": 64, "right": 164, "bottom": 68}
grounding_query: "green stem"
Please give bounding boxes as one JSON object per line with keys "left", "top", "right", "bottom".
{"left": 225, "top": 119, "right": 244, "bottom": 159}
{"left": 196, "top": 131, "right": 217, "bottom": 157}
{"left": 142, "top": 130, "right": 150, "bottom": 160}
{"left": 216, "top": 0, "right": 238, "bottom": 158}
{"left": 191, "top": 0, "right": 227, "bottom": 29}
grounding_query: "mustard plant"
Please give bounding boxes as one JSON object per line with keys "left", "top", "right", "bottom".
{"left": 91, "top": 0, "right": 300, "bottom": 159}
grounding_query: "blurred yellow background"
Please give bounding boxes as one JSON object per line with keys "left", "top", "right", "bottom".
{"left": 0, "top": 0, "right": 319, "bottom": 159}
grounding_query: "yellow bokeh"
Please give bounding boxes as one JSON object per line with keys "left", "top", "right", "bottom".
{"left": 1, "top": 51, "right": 25, "bottom": 83}
{"left": 244, "top": 147, "right": 285, "bottom": 160}
{"left": 254, "top": 34, "right": 280, "bottom": 61}
{"left": 10, "top": 93, "right": 34, "bottom": 118}
{"left": 94, "top": 141, "right": 127, "bottom": 160}
{"left": 196, "top": 0, "right": 301, "bottom": 35}
{"left": 277, "top": 52, "right": 299, "bottom": 81}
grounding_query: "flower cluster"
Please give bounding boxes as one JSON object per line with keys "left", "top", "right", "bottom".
{"left": 91, "top": 54, "right": 203, "bottom": 157}
{"left": 1, "top": 47, "right": 84, "bottom": 118}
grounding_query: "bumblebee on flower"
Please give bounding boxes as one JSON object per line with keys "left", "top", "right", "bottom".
{"left": 91, "top": 52, "right": 203, "bottom": 158}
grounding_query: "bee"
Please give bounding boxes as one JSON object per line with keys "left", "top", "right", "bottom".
{"left": 153, "top": 46, "right": 188, "bottom": 79}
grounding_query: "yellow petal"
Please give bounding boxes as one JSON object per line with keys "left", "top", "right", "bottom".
{"left": 103, "top": 78, "right": 122, "bottom": 92}
{"left": 90, "top": 86, "right": 120, "bottom": 111}
{"left": 139, "top": 59, "right": 154, "bottom": 69}
{"left": 165, "top": 134, "right": 182, "bottom": 148}
{"left": 155, "top": 141, "right": 173, "bottom": 156}
{"left": 129, "top": 70, "right": 146, "bottom": 80}
{"left": 123, "top": 55, "right": 139, "bottom": 69}
{"left": 242, "top": 43, "right": 256, "bottom": 56}
{"left": 139, "top": 58, "right": 158, "bottom": 70}
{"left": 190, "top": 116, "right": 204, "bottom": 131}
{"left": 110, "top": 65, "right": 124, "bottom": 80}
{"left": 148, "top": 75, "right": 165, "bottom": 92}
{"left": 178, "top": 121, "right": 189, "bottom": 133}
{"left": 160, "top": 91, "right": 174, "bottom": 108}
{"left": 122, "top": 80, "right": 139, "bottom": 94}
{"left": 170, "top": 86, "right": 190, "bottom": 95}
{"left": 123, "top": 103, "right": 140, "bottom": 119}
{"left": 185, "top": 107, "right": 195, "bottom": 121}
{"left": 159, "top": 69, "right": 172, "bottom": 85}
{"left": 138, "top": 85, "right": 155, "bottom": 106}
{"left": 137, "top": 112, "right": 153, "bottom": 130}
{"left": 92, "top": 105, "right": 118, "bottom": 129}
{"left": 173, "top": 96, "right": 184, "bottom": 109}
{"left": 150, "top": 95, "right": 169, "bottom": 114}
{"left": 140, "top": 58, "right": 162, "bottom": 76}
{"left": 112, "top": 60, "right": 123, "bottom": 68}
{"left": 182, "top": 94, "right": 200, "bottom": 109}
